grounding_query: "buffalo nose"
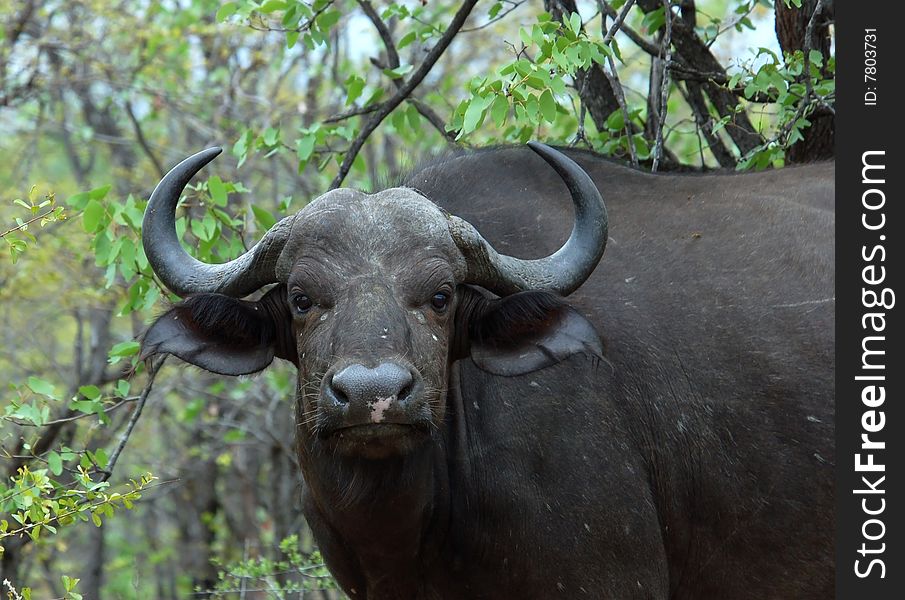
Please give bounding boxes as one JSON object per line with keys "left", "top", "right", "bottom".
{"left": 330, "top": 362, "right": 414, "bottom": 405}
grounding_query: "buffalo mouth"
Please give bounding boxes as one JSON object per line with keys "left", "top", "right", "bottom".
{"left": 326, "top": 422, "right": 431, "bottom": 458}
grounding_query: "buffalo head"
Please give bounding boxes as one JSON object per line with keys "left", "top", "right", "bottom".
{"left": 141, "top": 143, "right": 607, "bottom": 459}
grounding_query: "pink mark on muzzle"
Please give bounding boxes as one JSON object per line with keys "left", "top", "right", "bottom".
{"left": 370, "top": 396, "right": 395, "bottom": 423}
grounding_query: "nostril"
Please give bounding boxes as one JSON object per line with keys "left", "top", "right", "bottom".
{"left": 332, "top": 386, "right": 350, "bottom": 404}
{"left": 331, "top": 362, "right": 416, "bottom": 405}
{"left": 397, "top": 381, "right": 414, "bottom": 402}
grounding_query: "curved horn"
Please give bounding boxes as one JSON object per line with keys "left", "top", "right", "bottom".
{"left": 142, "top": 147, "right": 293, "bottom": 297}
{"left": 449, "top": 142, "right": 608, "bottom": 296}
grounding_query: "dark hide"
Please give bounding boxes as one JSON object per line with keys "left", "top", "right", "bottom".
{"left": 297, "top": 289, "right": 643, "bottom": 599}
{"left": 403, "top": 147, "right": 835, "bottom": 598}
{"left": 142, "top": 146, "right": 834, "bottom": 598}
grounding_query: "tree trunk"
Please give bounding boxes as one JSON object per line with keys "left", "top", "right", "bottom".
{"left": 775, "top": 0, "right": 834, "bottom": 162}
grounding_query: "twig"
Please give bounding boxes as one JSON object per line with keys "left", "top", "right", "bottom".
{"left": 593, "top": 0, "right": 638, "bottom": 166}
{"left": 323, "top": 103, "right": 382, "bottom": 123}
{"left": 328, "top": 0, "right": 479, "bottom": 190}
{"left": 357, "top": 0, "right": 459, "bottom": 143}
{"left": 3, "top": 396, "right": 143, "bottom": 428}
{"left": 357, "top": 0, "right": 399, "bottom": 69}
{"left": 1, "top": 208, "right": 60, "bottom": 238}
{"left": 460, "top": 1, "right": 526, "bottom": 33}
{"left": 101, "top": 356, "right": 166, "bottom": 482}
{"left": 601, "top": 0, "right": 635, "bottom": 45}
{"left": 651, "top": 0, "right": 672, "bottom": 172}
{"left": 677, "top": 81, "right": 736, "bottom": 168}
{"left": 598, "top": 0, "right": 660, "bottom": 55}
{"left": 124, "top": 100, "right": 165, "bottom": 178}
{"left": 802, "top": 0, "right": 827, "bottom": 107}
{"left": 602, "top": 54, "right": 637, "bottom": 167}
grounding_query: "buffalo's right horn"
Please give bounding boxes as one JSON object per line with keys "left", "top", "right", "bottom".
{"left": 449, "top": 142, "right": 608, "bottom": 296}
{"left": 142, "top": 147, "right": 293, "bottom": 298}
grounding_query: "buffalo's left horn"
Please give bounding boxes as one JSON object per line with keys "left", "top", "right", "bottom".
{"left": 449, "top": 142, "right": 608, "bottom": 296}
{"left": 142, "top": 147, "right": 294, "bottom": 297}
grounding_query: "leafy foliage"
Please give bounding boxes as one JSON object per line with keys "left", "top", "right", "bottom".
{"left": 205, "top": 535, "right": 336, "bottom": 597}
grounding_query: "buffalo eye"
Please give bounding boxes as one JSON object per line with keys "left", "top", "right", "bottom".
{"left": 430, "top": 291, "right": 450, "bottom": 312}
{"left": 291, "top": 293, "right": 314, "bottom": 314}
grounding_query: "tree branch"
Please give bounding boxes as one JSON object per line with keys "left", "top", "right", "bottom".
{"left": 678, "top": 81, "right": 736, "bottom": 168}
{"left": 328, "top": 0, "right": 479, "bottom": 190}
{"left": 358, "top": 0, "right": 458, "bottom": 143}
{"left": 124, "top": 100, "right": 165, "bottom": 178}
{"left": 651, "top": 0, "right": 672, "bottom": 172}
{"left": 101, "top": 356, "right": 166, "bottom": 481}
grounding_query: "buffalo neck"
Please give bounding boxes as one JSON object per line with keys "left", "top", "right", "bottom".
{"left": 299, "top": 432, "right": 452, "bottom": 587}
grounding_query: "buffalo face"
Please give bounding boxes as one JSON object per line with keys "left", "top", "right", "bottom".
{"left": 140, "top": 143, "right": 607, "bottom": 460}
{"left": 281, "top": 189, "right": 465, "bottom": 458}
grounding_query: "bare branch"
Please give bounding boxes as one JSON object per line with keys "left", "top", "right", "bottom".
{"left": 601, "top": 0, "right": 636, "bottom": 45}
{"left": 357, "top": 0, "right": 400, "bottom": 70}
{"left": 602, "top": 55, "right": 638, "bottom": 167}
{"left": 651, "top": 0, "right": 673, "bottom": 172}
{"left": 678, "top": 81, "right": 736, "bottom": 168}
{"left": 124, "top": 100, "right": 165, "bottom": 178}
{"left": 328, "top": 0, "right": 479, "bottom": 190}
{"left": 323, "top": 103, "right": 382, "bottom": 124}
{"left": 358, "top": 0, "right": 457, "bottom": 143}
{"left": 598, "top": 0, "right": 661, "bottom": 56}
{"left": 802, "top": 0, "right": 828, "bottom": 105}
{"left": 101, "top": 356, "right": 167, "bottom": 482}
{"left": 461, "top": 1, "right": 526, "bottom": 33}
{"left": 1, "top": 208, "right": 61, "bottom": 239}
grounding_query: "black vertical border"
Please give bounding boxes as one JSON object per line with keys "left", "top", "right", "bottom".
{"left": 836, "top": 2, "right": 903, "bottom": 597}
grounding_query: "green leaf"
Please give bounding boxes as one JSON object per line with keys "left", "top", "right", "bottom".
{"left": 490, "top": 95, "right": 509, "bottom": 127}
{"left": 539, "top": 89, "right": 557, "bottom": 122}
{"left": 48, "top": 451, "right": 63, "bottom": 476}
{"left": 252, "top": 205, "right": 277, "bottom": 230}
{"left": 808, "top": 49, "right": 824, "bottom": 68}
{"left": 216, "top": 2, "right": 238, "bottom": 20}
{"left": 262, "top": 127, "right": 280, "bottom": 147}
{"left": 260, "top": 0, "right": 287, "bottom": 13}
{"left": 296, "top": 134, "right": 316, "bottom": 164}
{"left": 94, "top": 448, "right": 109, "bottom": 469}
{"left": 383, "top": 64, "right": 413, "bottom": 80}
{"left": 65, "top": 184, "right": 111, "bottom": 210}
{"left": 109, "top": 341, "right": 140, "bottom": 361}
{"left": 641, "top": 7, "right": 666, "bottom": 35}
{"left": 345, "top": 75, "right": 365, "bottom": 105}
{"left": 606, "top": 109, "right": 625, "bottom": 131}
{"left": 315, "top": 9, "right": 341, "bottom": 30}
{"left": 205, "top": 176, "right": 226, "bottom": 207}
{"left": 461, "top": 97, "right": 489, "bottom": 135}
{"left": 223, "top": 429, "right": 246, "bottom": 443}
{"left": 78, "top": 385, "right": 101, "bottom": 400}
{"left": 115, "top": 380, "right": 131, "bottom": 398}
{"left": 69, "top": 400, "right": 100, "bottom": 414}
{"left": 27, "top": 376, "right": 57, "bottom": 399}
{"left": 82, "top": 200, "right": 106, "bottom": 233}
{"left": 568, "top": 12, "right": 582, "bottom": 36}
{"left": 397, "top": 31, "right": 417, "bottom": 50}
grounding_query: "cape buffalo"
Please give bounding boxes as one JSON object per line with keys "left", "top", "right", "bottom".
{"left": 140, "top": 144, "right": 834, "bottom": 599}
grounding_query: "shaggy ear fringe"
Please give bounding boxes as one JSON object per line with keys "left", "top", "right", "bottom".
{"left": 173, "top": 293, "right": 276, "bottom": 348}
{"left": 472, "top": 291, "right": 567, "bottom": 346}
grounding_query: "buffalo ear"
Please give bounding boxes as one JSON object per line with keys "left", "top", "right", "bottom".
{"left": 468, "top": 290, "right": 603, "bottom": 376}
{"left": 140, "top": 285, "right": 291, "bottom": 376}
